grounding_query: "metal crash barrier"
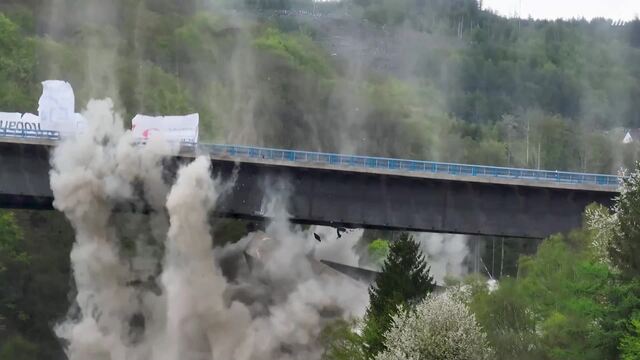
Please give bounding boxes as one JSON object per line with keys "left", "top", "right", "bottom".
{"left": 0, "top": 128, "right": 61, "bottom": 140}
{"left": 199, "top": 144, "right": 621, "bottom": 188}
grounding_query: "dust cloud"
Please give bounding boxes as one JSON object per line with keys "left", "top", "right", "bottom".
{"left": 50, "top": 99, "right": 368, "bottom": 360}
{"left": 414, "top": 233, "right": 470, "bottom": 284}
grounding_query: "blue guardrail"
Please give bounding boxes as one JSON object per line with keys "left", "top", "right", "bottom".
{"left": 199, "top": 144, "right": 621, "bottom": 188}
{"left": 0, "top": 130, "right": 621, "bottom": 188}
{"left": 0, "top": 128, "right": 60, "bottom": 140}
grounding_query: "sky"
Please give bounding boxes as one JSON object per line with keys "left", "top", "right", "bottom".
{"left": 482, "top": 0, "right": 640, "bottom": 21}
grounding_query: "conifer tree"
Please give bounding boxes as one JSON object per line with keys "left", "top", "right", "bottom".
{"left": 362, "top": 233, "right": 436, "bottom": 358}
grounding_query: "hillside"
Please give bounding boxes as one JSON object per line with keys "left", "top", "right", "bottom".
{"left": 0, "top": 0, "right": 639, "bottom": 172}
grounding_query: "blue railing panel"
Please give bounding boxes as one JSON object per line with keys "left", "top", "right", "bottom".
{"left": 209, "top": 144, "right": 620, "bottom": 188}
{"left": 0, "top": 128, "right": 60, "bottom": 140}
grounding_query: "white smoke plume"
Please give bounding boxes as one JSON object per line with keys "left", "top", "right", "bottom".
{"left": 413, "top": 233, "right": 470, "bottom": 285}
{"left": 50, "top": 98, "right": 177, "bottom": 359}
{"left": 228, "top": 192, "right": 369, "bottom": 359}
{"left": 51, "top": 99, "right": 369, "bottom": 360}
{"left": 161, "top": 156, "right": 252, "bottom": 360}
{"left": 40, "top": 99, "right": 176, "bottom": 359}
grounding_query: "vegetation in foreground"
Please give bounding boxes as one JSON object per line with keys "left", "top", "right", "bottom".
{"left": 322, "top": 164, "right": 640, "bottom": 360}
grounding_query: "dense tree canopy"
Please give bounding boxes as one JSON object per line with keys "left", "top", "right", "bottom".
{"left": 0, "top": 13, "right": 36, "bottom": 112}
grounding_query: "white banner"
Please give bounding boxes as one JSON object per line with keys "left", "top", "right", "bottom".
{"left": 131, "top": 113, "right": 199, "bottom": 144}
{"left": 0, "top": 112, "right": 42, "bottom": 131}
{"left": 21, "top": 113, "right": 41, "bottom": 127}
{"left": 0, "top": 112, "right": 24, "bottom": 128}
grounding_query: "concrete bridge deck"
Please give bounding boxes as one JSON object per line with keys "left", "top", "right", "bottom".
{"left": 0, "top": 136, "right": 619, "bottom": 238}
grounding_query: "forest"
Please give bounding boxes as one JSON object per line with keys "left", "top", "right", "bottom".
{"left": 1, "top": 0, "right": 640, "bottom": 359}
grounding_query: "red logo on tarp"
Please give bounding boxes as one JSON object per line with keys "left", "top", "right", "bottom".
{"left": 142, "top": 128, "right": 159, "bottom": 139}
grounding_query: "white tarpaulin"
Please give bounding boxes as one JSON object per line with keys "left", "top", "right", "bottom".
{"left": 38, "top": 80, "right": 76, "bottom": 133}
{"left": 0, "top": 112, "right": 42, "bottom": 131}
{"left": 21, "top": 113, "right": 41, "bottom": 128}
{"left": 0, "top": 80, "right": 84, "bottom": 138}
{"left": 131, "top": 113, "right": 199, "bottom": 143}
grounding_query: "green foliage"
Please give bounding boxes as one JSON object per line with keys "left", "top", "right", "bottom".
{"left": 254, "top": 27, "right": 332, "bottom": 76}
{"left": 464, "top": 138, "right": 507, "bottom": 166}
{"left": 585, "top": 165, "right": 640, "bottom": 358}
{"left": 0, "top": 211, "right": 29, "bottom": 325}
{"left": 213, "top": 219, "right": 252, "bottom": 246}
{"left": 450, "top": 17, "right": 637, "bottom": 127}
{"left": 367, "top": 239, "right": 389, "bottom": 266}
{"left": 0, "top": 335, "right": 38, "bottom": 360}
{"left": 0, "top": 211, "right": 26, "bottom": 268}
{"left": 0, "top": 211, "right": 29, "bottom": 346}
{"left": 353, "top": 0, "right": 480, "bottom": 29}
{"left": 469, "top": 277, "right": 542, "bottom": 359}
{"left": 120, "top": 62, "right": 194, "bottom": 120}
{"left": 589, "top": 166, "right": 640, "bottom": 278}
{"left": 620, "top": 314, "right": 640, "bottom": 360}
{"left": 359, "top": 80, "right": 421, "bottom": 157}
{"left": 321, "top": 320, "right": 366, "bottom": 360}
{"left": 0, "top": 211, "right": 74, "bottom": 359}
{"left": 609, "top": 170, "right": 640, "bottom": 277}
{"left": 0, "top": 4, "right": 36, "bottom": 33}
{"left": 532, "top": 115, "right": 580, "bottom": 171}
{"left": 360, "top": 0, "right": 410, "bottom": 26}
{"left": 0, "top": 13, "right": 36, "bottom": 112}
{"left": 362, "top": 234, "right": 436, "bottom": 358}
{"left": 470, "top": 231, "right": 628, "bottom": 360}
{"left": 173, "top": 12, "right": 240, "bottom": 72}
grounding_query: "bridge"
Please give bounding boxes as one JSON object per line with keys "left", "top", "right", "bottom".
{"left": 0, "top": 129, "right": 620, "bottom": 239}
